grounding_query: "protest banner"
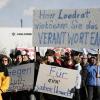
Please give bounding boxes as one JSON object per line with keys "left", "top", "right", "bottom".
{"left": 34, "top": 64, "right": 78, "bottom": 98}
{"left": 33, "top": 8, "right": 100, "bottom": 49}
{"left": 8, "top": 63, "right": 34, "bottom": 91}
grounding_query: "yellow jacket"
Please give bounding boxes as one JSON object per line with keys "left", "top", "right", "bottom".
{"left": 0, "top": 66, "right": 10, "bottom": 100}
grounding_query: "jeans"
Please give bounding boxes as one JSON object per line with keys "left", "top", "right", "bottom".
{"left": 87, "top": 85, "right": 95, "bottom": 100}
{"left": 95, "top": 86, "right": 100, "bottom": 100}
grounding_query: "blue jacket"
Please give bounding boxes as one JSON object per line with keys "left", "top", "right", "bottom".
{"left": 96, "top": 66, "right": 100, "bottom": 86}
{"left": 86, "top": 64, "right": 96, "bottom": 86}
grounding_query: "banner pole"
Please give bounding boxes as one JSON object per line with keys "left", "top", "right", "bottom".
{"left": 34, "top": 46, "right": 37, "bottom": 62}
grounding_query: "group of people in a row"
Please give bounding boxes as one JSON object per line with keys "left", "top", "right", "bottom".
{"left": 0, "top": 48, "right": 100, "bottom": 100}
{"left": 0, "top": 49, "right": 35, "bottom": 100}
{"left": 35, "top": 49, "right": 100, "bottom": 100}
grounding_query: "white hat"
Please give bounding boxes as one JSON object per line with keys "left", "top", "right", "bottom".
{"left": 21, "top": 50, "right": 27, "bottom": 55}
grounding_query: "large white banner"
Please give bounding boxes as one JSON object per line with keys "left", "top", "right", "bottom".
{"left": 8, "top": 63, "right": 34, "bottom": 91}
{"left": 0, "top": 27, "right": 32, "bottom": 55}
{"left": 35, "top": 64, "right": 78, "bottom": 99}
{"left": 33, "top": 8, "right": 100, "bottom": 49}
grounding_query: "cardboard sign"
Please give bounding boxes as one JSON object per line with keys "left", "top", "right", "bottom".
{"left": 35, "top": 64, "right": 78, "bottom": 98}
{"left": 33, "top": 8, "right": 100, "bottom": 49}
{"left": 8, "top": 63, "right": 34, "bottom": 91}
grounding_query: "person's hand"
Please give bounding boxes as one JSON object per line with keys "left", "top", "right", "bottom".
{"left": 13, "top": 89, "right": 17, "bottom": 92}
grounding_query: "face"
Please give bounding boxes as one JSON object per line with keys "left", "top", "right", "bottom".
{"left": 22, "top": 55, "right": 29, "bottom": 62}
{"left": 81, "top": 57, "right": 88, "bottom": 64}
{"left": 90, "top": 57, "right": 96, "bottom": 65}
{"left": 65, "top": 53, "right": 72, "bottom": 60}
{"left": 2, "top": 57, "right": 9, "bottom": 66}
{"left": 48, "top": 56, "right": 54, "bottom": 63}
{"left": 16, "top": 55, "right": 22, "bottom": 63}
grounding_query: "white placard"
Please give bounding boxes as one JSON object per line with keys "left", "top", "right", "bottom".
{"left": 35, "top": 64, "right": 78, "bottom": 99}
{"left": 8, "top": 63, "right": 34, "bottom": 91}
{"left": 33, "top": 8, "right": 100, "bottom": 49}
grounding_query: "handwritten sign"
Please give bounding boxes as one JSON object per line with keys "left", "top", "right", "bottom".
{"left": 8, "top": 63, "right": 34, "bottom": 91}
{"left": 34, "top": 64, "right": 78, "bottom": 98}
{"left": 33, "top": 8, "right": 100, "bottom": 49}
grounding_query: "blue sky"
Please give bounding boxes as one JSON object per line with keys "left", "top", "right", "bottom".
{"left": 0, "top": 0, "right": 100, "bottom": 27}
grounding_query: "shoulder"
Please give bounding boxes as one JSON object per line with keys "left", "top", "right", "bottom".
{"left": 0, "top": 66, "right": 9, "bottom": 76}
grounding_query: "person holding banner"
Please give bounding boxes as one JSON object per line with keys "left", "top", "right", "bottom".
{"left": 74, "top": 56, "right": 82, "bottom": 100}
{"left": 95, "top": 66, "right": 100, "bottom": 100}
{"left": 14, "top": 50, "right": 23, "bottom": 65}
{"left": 95, "top": 50, "right": 100, "bottom": 100}
{"left": 86, "top": 56, "right": 97, "bottom": 100}
{"left": 0, "top": 55, "right": 11, "bottom": 100}
{"left": 42, "top": 51, "right": 60, "bottom": 100}
{"left": 63, "top": 52, "right": 75, "bottom": 69}
{"left": 21, "top": 50, "right": 31, "bottom": 64}
{"left": 80, "top": 55, "right": 89, "bottom": 100}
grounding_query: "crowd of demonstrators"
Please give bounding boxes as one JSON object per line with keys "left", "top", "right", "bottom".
{"left": 0, "top": 48, "right": 100, "bottom": 100}
{"left": 0, "top": 49, "right": 34, "bottom": 100}
{"left": 9, "top": 49, "right": 34, "bottom": 66}
{"left": 35, "top": 49, "right": 100, "bottom": 100}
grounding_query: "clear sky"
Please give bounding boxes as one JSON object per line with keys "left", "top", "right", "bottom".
{"left": 0, "top": 0, "right": 100, "bottom": 27}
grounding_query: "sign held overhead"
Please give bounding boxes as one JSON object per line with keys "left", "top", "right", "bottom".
{"left": 33, "top": 8, "right": 100, "bottom": 49}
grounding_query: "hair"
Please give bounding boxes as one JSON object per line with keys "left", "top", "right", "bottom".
{"left": 75, "top": 56, "right": 81, "bottom": 64}
{"left": 90, "top": 56, "right": 96, "bottom": 60}
{"left": 1, "top": 55, "right": 11, "bottom": 65}
{"left": 15, "top": 50, "right": 21, "bottom": 57}
{"left": 45, "top": 49, "right": 55, "bottom": 56}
